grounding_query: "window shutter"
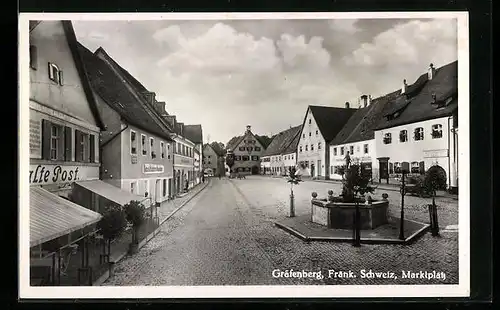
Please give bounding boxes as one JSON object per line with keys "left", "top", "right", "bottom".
{"left": 84, "top": 135, "right": 90, "bottom": 163}
{"left": 419, "top": 161, "right": 425, "bottom": 174}
{"left": 29, "top": 45, "right": 37, "bottom": 70}
{"left": 89, "top": 134, "right": 95, "bottom": 163}
{"left": 74, "top": 130, "right": 82, "bottom": 162}
{"left": 64, "top": 126, "right": 72, "bottom": 161}
{"left": 57, "top": 126, "right": 65, "bottom": 161}
{"left": 41, "top": 119, "right": 52, "bottom": 160}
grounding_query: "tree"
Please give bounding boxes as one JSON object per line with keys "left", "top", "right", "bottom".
{"left": 97, "top": 204, "right": 127, "bottom": 259}
{"left": 287, "top": 166, "right": 303, "bottom": 217}
{"left": 210, "top": 141, "right": 225, "bottom": 157}
{"left": 124, "top": 200, "right": 145, "bottom": 245}
{"left": 422, "top": 166, "right": 448, "bottom": 206}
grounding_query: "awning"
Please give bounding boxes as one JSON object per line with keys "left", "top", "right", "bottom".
{"left": 30, "top": 186, "right": 102, "bottom": 248}
{"left": 74, "top": 180, "right": 148, "bottom": 207}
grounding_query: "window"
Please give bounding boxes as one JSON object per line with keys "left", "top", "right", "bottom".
{"left": 363, "top": 144, "right": 369, "bottom": 154}
{"left": 167, "top": 144, "right": 171, "bottom": 159}
{"left": 130, "top": 182, "right": 136, "bottom": 194}
{"left": 242, "top": 155, "right": 249, "bottom": 161}
{"left": 29, "top": 45, "right": 37, "bottom": 70}
{"left": 411, "top": 162, "right": 420, "bottom": 173}
{"left": 208, "top": 155, "right": 211, "bottom": 158}
{"left": 394, "top": 162, "right": 402, "bottom": 173}
{"left": 299, "top": 145, "right": 303, "bottom": 152}
{"left": 50, "top": 125, "right": 60, "bottom": 160}
{"left": 414, "top": 127, "right": 424, "bottom": 141}
{"left": 75, "top": 130, "right": 91, "bottom": 162}
{"left": 431, "top": 124, "right": 443, "bottom": 138}
{"left": 309, "top": 119, "right": 311, "bottom": 124}
{"left": 252, "top": 155, "right": 259, "bottom": 161}
{"left": 311, "top": 144, "right": 314, "bottom": 151}
{"left": 309, "top": 132, "right": 311, "bottom": 137}
{"left": 318, "top": 142, "right": 321, "bottom": 150}
{"left": 315, "top": 130, "right": 318, "bottom": 136}
{"left": 302, "top": 134, "right": 305, "bottom": 139}
{"left": 150, "top": 137, "right": 155, "bottom": 159}
{"left": 48, "top": 62, "right": 63, "bottom": 85}
{"left": 334, "top": 147, "right": 337, "bottom": 156}
{"left": 305, "top": 145, "right": 308, "bottom": 151}
{"left": 160, "top": 141, "right": 165, "bottom": 158}
{"left": 383, "top": 133, "right": 392, "bottom": 144}
{"left": 141, "top": 134, "right": 147, "bottom": 155}
{"left": 255, "top": 146, "right": 261, "bottom": 151}
{"left": 356, "top": 145, "right": 360, "bottom": 153}
{"left": 239, "top": 147, "right": 245, "bottom": 151}
{"left": 350, "top": 145, "right": 354, "bottom": 155}
{"left": 340, "top": 147, "right": 344, "bottom": 155}
{"left": 235, "top": 155, "right": 241, "bottom": 161}
{"left": 331, "top": 166, "right": 334, "bottom": 174}
{"left": 399, "top": 130, "right": 408, "bottom": 142}
{"left": 130, "top": 131, "right": 137, "bottom": 154}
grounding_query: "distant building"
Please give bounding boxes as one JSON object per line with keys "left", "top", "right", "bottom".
{"left": 373, "top": 61, "right": 458, "bottom": 191}
{"left": 296, "top": 105, "right": 357, "bottom": 179}
{"left": 225, "top": 125, "right": 266, "bottom": 175}
{"left": 183, "top": 124, "right": 204, "bottom": 186}
{"left": 329, "top": 92, "right": 399, "bottom": 181}
{"left": 260, "top": 126, "right": 302, "bottom": 176}
{"left": 203, "top": 144, "right": 223, "bottom": 176}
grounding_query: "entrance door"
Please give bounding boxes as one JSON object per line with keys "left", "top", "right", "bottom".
{"left": 317, "top": 160, "right": 322, "bottom": 177}
{"left": 310, "top": 164, "right": 315, "bottom": 177}
{"left": 378, "top": 160, "right": 389, "bottom": 184}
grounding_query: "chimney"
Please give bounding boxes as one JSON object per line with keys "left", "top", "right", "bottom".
{"left": 368, "top": 95, "right": 372, "bottom": 106}
{"left": 246, "top": 125, "right": 251, "bottom": 132}
{"left": 179, "top": 122, "right": 184, "bottom": 136}
{"left": 345, "top": 102, "right": 350, "bottom": 109}
{"left": 428, "top": 63, "right": 436, "bottom": 80}
{"left": 361, "top": 95, "right": 368, "bottom": 108}
{"left": 401, "top": 79, "right": 408, "bottom": 94}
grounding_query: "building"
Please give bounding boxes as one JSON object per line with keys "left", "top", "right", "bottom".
{"left": 203, "top": 143, "right": 224, "bottom": 176}
{"left": 373, "top": 61, "right": 458, "bottom": 191}
{"left": 260, "top": 126, "right": 301, "bottom": 176}
{"left": 296, "top": 105, "right": 357, "bottom": 179}
{"left": 225, "top": 125, "right": 266, "bottom": 175}
{"left": 78, "top": 44, "right": 176, "bottom": 208}
{"left": 183, "top": 124, "right": 204, "bottom": 186}
{"left": 329, "top": 92, "right": 400, "bottom": 181}
{"left": 28, "top": 21, "right": 105, "bottom": 284}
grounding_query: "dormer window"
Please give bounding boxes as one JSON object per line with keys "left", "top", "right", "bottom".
{"left": 48, "top": 62, "right": 63, "bottom": 85}
{"left": 383, "top": 133, "right": 392, "bottom": 144}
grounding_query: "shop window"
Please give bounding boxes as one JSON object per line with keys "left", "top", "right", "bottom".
{"left": 350, "top": 145, "right": 354, "bottom": 155}
{"left": 431, "top": 124, "right": 443, "bottom": 139}
{"left": 48, "top": 62, "right": 63, "bottom": 85}
{"left": 150, "top": 137, "right": 155, "bottom": 159}
{"left": 411, "top": 162, "right": 420, "bottom": 173}
{"left": 364, "top": 144, "right": 369, "bottom": 154}
{"left": 383, "top": 133, "right": 392, "bottom": 144}
{"left": 414, "top": 127, "right": 424, "bottom": 141}
{"left": 333, "top": 147, "right": 337, "bottom": 156}
{"left": 29, "top": 45, "right": 37, "bottom": 70}
{"left": 141, "top": 134, "right": 147, "bottom": 155}
{"left": 160, "top": 141, "right": 165, "bottom": 158}
{"left": 130, "top": 131, "right": 137, "bottom": 154}
{"left": 399, "top": 130, "right": 408, "bottom": 142}
{"left": 394, "top": 162, "right": 402, "bottom": 173}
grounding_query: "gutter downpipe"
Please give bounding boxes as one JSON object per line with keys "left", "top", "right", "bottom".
{"left": 99, "top": 123, "right": 129, "bottom": 179}
{"left": 447, "top": 116, "right": 452, "bottom": 189}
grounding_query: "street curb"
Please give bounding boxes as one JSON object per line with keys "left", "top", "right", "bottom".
{"left": 93, "top": 180, "right": 209, "bottom": 286}
{"left": 274, "top": 220, "right": 431, "bottom": 245}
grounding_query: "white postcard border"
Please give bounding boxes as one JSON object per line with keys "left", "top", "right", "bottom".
{"left": 19, "top": 11, "right": 470, "bottom": 299}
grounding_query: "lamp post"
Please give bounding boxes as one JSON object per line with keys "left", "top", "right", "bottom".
{"left": 399, "top": 170, "right": 407, "bottom": 240}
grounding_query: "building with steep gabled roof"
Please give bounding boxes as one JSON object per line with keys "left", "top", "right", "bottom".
{"left": 373, "top": 61, "right": 458, "bottom": 190}
{"left": 260, "top": 125, "right": 302, "bottom": 176}
{"left": 224, "top": 125, "right": 266, "bottom": 176}
{"left": 296, "top": 104, "right": 357, "bottom": 179}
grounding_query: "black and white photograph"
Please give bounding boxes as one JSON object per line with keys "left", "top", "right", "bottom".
{"left": 19, "top": 12, "right": 470, "bottom": 298}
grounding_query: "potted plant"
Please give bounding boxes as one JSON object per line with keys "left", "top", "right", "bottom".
{"left": 287, "top": 166, "right": 303, "bottom": 217}
{"left": 124, "top": 200, "right": 145, "bottom": 254}
{"left": 96, "top": 204, "right": 127, "bottom": 263}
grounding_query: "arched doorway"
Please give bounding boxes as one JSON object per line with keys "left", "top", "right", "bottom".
{"left": 251, "top": 165, "right": 259, "bottom": 175}
{"left": 427, "top": 165, "right": 448, "bottom": 190}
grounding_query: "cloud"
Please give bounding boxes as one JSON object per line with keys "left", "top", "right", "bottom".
{"left": 328, "top": 19, "right": 360, "bottom": 35}
{"left": 344, "top": 19, "right": 457, "bottom": 67}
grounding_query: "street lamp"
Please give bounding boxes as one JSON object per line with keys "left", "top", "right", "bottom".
{"left": 399, "top": 167, "right": 408, "bottom": 240}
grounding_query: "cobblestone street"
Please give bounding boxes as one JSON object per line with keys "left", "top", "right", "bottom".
{"left": 103, "top": 176, "right": 459, "bottom": 286}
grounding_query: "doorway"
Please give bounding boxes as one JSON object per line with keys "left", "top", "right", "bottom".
{"left": 310, "top": 164, "right": 315, "bottom": 177}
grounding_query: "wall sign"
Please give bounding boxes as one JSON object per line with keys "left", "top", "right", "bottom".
{"left": 179, "top": 158, "right": 192, "bottom": 165}
{"left": 143, "top": 163, "right": 164, "bottom": 174}
{"left": 423, "top": 149, "right": 449, "bottom": 158}
{"left": 29, "top": 119, "right": 42, "bottom": 159}
{"left": 29, "top": 164, "right": 99, "bottom": 185}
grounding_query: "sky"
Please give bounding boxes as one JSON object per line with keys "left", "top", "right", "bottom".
{"left": 73, "top": 18, "right": 457, "bottom": 145}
